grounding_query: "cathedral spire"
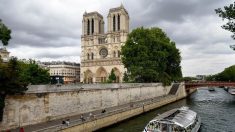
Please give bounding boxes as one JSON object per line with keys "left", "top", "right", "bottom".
{"left": 84, "top": 10, "right": 87, "bottom": 15}
{"left": 120, "top": 3, "right": 124, "bottom": 8}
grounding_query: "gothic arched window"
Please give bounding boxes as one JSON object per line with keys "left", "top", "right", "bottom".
{"left": 118, "top": 14, "right": 120, "bottom": 31}
{"left": 113, "top": 51, "right": 116, "bottom": 57}
{"left": 87, "top": 53, "right": 90, "bottom": 60}
{"left": 87, "top": 19, "right": 90, "bottom": 35}
{"left": 113, "top": 15, "right": 116, "bottom": 31}
{"left": 91, "top": 52, "right": 94, "bottom": 60}
{"left": 99, "top": 20, "right": 101, "bottom": 34}
{"left": 118, "top": 50, "right": 121, "bottom": 57}
{"left": 91, "top": 19, "right": 94, "bottom": 34}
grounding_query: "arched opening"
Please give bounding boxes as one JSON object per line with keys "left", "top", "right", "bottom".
{"left": 118, "top": 50, "right": 121, "bottom": 57}
{"left": 87, "top": 53, "right": 90, "bottom": 60}
{"left": 118, "top": 14, "right": 120, "bottom": 31}
{"left": 112, "top": 68, "right": 121, "bottom": 83}
{"left": 87, "top": 19, "right": 90, "bottom": 35}
{"left": 91, "top": 19, "right": 94, "bottom": 34}
{"left": 113, "top": 51, "right": 116, "bottom": 57}
{"left": 96, "top": 67, "right": 107, "bottom": 83}
{"left": 91, "top": 52, "right": 94, "bottom": 60}
{"left": 113, "top": 15, "right": 116, "bottom": 31}
{"left": 84, "top": 70, "right": 93, "bottom": 83}
{"left": 99, "top": 20, "right": 101, "bottom": 34}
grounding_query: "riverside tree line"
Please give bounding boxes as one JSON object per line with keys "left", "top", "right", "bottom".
{"left": 1, "top": 0, "right": 235, "bottom": 121}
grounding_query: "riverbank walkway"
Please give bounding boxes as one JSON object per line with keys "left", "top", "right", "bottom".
{"left": 8, "top": 95, "right": 177, "bottom": 132}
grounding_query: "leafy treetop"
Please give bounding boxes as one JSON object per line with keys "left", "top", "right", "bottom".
{"left": 215, "top": 2, "right": 235, "bottom": 40}
{"left": 206, "top": 65, "right": 235, "bottom": 82}
{"left": 121, "top": 27, "right": 182, "bottom": 85}
{"left": 0, "top": 20, "right": 11, "bottom": 46}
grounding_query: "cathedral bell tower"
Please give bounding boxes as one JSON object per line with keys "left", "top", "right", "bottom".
{"left": 107, "top": 4, "right": 129, "bottom": 44}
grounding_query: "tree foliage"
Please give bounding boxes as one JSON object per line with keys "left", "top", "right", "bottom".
{"left": 206, "top": 65, "right": 235, "bottom": 82}
{"left": 182, "top": 77, "right": 197, "bottom": 82}
{"left": 0, "top": 20, "right": 11, "bottom": 46}
{"left": 123, "top": 71, "right": 129, "bottom": 82}
{"left": 0, "top": 58, "right": 27, "bottom": 121}
{"left": 121, "top": 27, "right": 182, "bottom": 85}
{"left": 0, "top": 58, "right": 50, "bottom": 121}
{"left": 107, "top": 69, "right": 116, "bottom": 83}
{"left": 18, "top": 60, "right": 50, "bottom": 85}
{"left": 215, "top": 2, "right": 235, "bottom": 40}
{"left": 0, "top": 57, "right": 27, "bottom": 95}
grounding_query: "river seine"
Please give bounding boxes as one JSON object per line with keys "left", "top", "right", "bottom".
{"left": 98, "top": 88, "right": 235, "bottom": 132}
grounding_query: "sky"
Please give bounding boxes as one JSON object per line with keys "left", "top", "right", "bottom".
{"left": 0, "top": 0, "right": 235, "bottom": 76}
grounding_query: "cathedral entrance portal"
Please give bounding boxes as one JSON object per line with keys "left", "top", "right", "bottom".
{"left": 84, "top": 70, "right": 93, "bottom": 83}
{"left": 96, "top": 67, "right": 107, "bottom": 83}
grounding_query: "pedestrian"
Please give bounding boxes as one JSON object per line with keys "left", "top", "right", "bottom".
{"left": 62, "top": 120, "right": 66, "bottom": 125}
{"left": 65, "top": 119, "right": 70, "bottom": 126}
{"left": 89, "top": 112, "right": 95, "bottom": 119}
{"left": 80, "top": 114, "right": 85, "bottom": 121}
{"left": 19, "top": 127, "right": 24, "bottom": 132}
{"left": 143, "top": 102, "right": 145, "bottom": 111}
{"left": 101, "top": 109, "right": 106, "bottom": 113}
{"left": 89, "top": 112, "right": 93, "bottom": 118}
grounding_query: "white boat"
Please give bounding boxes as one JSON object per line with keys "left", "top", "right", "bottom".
{"left": 143, "top": 106, "right": 201, "bottom": 132}
{"left": 228, "top": 88, "right": 235, "bottom": 95}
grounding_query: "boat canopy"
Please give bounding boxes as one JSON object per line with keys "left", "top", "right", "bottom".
{"left": 152, "top": 107, "right": 197, "bottom": 128}
{"left": 172, "top": 108, "right": 197, "bottom": 128}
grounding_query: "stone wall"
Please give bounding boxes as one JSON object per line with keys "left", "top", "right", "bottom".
{"left": 62, "top": 84, "right": 188, "bottom": 132}
{"left": 0, "top": 83, "right": 173, "bottom": 130}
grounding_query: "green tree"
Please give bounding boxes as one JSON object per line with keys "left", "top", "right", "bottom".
{"left": 123, "top": 71, "right": 129, "bottom": 82}
{"left": 107, "top": 69, "right": 116, "bottom": 83}
{"left": 182, "top": 77, "right": 197, "bottom": 82}
{"left": 121, "top": 27, "right": 182, "bottom": 85}
{"left": 215, "top": 2, "right": 235, "bottom": 50}
{"left": 206, "top": 65, "right": 235, "bottom": 82}
{"left": 0, "top": 20, "right": 14, "bottom": 121}
{"left": 0, "top": 20, "right": 11, "bottom": 46}
{"left": 18, "top": 60, "right": 50, "bottom": 85}
{"left": 0, "top": 58, "right": 27, "bottom": 121}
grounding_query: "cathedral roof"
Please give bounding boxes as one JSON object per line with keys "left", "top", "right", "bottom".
{"left": 109, "top": 4, "right": 129, "bottom": 16}
{"left": 83, "top": 11, "right": 103, "bottom": 18}
{"left": 0, "top": 47, "right": 9, "bottom": 53}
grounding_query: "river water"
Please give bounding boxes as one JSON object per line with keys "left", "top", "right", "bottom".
{"left": 98, "top": 88, "right": 235, "bottom": 132}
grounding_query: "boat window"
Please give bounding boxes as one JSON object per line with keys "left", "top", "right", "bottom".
{"left": 146, "top": 121, "right": 160, "bottom": 131}
{"left": 173, "top": 126, "right": 185, "bottom": 132}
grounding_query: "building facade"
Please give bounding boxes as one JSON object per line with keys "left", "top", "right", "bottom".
{"left": 44, "top": 61, "right": 80, "bottom": 84}
{"left": 80, "top": 4, "right": 129, "bottom": 83}
{"left": 0, "top": 47, "right": 10, "bottom": 62}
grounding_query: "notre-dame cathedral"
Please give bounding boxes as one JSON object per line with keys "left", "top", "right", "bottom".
{"left": 80, "top": 4, "right": 129, "bottom": 83}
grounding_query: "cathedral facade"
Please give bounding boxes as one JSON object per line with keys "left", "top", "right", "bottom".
{"left": 80, "top": 5, "right": 129, "bottom": 83}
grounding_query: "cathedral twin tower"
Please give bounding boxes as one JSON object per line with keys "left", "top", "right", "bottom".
{"left": 81, "top": 4, "right": 129, "bottom": 83}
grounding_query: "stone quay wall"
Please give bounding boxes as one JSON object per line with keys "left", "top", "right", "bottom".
{"left": 61, "top": 83, "right": 190, "bottom": 132}
{"left": 0, "top": 83, "right": 174, "bottom": 130}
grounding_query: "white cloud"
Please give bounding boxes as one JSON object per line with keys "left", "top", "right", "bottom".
{"left": 1, "top": 0, "right": 235, "bottom": 76}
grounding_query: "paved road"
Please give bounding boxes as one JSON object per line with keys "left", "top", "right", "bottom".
{"left": 7, "top": 95, "right": 175, "bottom": 132}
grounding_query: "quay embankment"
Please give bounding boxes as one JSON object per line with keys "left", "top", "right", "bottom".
{"left": 0, "top": 83, "right": 196, "bottom": 132}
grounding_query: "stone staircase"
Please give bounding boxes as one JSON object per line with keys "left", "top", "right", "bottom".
{"left": 169, "top": 83, "right": 180, "bottom": 95}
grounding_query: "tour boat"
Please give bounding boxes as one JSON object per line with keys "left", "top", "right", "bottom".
{"left": 143, "top": 106, "right": 201, "bottom": 132}
{"left": 228, "top": 88, "right": 235, "bottom": 95}
{"left": 208, "top": 87, "right": 215, "bottom": 91}
{"left": 224, "top": 87, "right": 229, "bottom": 92}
